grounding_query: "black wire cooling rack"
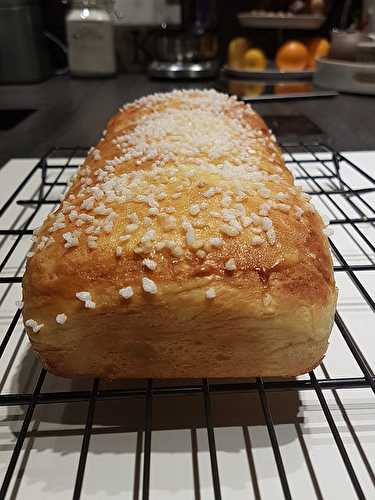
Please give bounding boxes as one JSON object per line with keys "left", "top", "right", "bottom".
{"left": 0, "top": 142, "right": 374, "bottom": 500}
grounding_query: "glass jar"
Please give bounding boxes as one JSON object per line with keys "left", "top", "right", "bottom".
{"left": 66, "top": 0, "right": 116, "bottom": 77}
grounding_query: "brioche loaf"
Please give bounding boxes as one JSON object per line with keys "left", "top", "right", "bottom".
{"left": 22, "top": 89, "right": 337, "bottom": 378}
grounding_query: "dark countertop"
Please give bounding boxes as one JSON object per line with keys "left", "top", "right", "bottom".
{"left": 1, "top": 73, "right": 374, "bottom": 165}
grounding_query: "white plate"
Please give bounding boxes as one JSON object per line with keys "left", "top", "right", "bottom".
{"left": 315, "top": 57, "right": 375, "bottom": 95}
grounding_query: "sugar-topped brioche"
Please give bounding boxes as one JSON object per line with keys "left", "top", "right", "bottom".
{"left": 22, "top": 89, "right": 337, "bottom": 378}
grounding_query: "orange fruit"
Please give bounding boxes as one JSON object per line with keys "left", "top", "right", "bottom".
{"left": 243, "top": 48, "right": 267, "bottom": 71}
{"left": 306, "top": 37, "right": 330, "bottom": 69}
{"left": 275, "top": 40, "right": 309, "bottom": 71}
{"left": 228, "top": 37, "right": 250, "bottom": 68}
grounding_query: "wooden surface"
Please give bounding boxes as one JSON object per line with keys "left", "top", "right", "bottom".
{"left": 0, "top": 73, "right": 374, "bottom": 165}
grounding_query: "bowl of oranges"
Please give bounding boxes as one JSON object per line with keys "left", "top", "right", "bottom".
{"left": 224, "top": 36, "right": 330, "bottom": 79}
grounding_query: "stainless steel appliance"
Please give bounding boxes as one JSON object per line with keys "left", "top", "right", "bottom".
{"left": 0, "top": 0, "right": 51, "bottom": 83}
{"left": 149, "top": 0, "right": 218, "bottom": 79}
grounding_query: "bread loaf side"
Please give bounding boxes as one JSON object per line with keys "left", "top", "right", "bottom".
{"left": 23, "top": 90, "right": 337, "bottom": 378}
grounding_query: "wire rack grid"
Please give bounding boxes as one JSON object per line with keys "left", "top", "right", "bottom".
{"left": 0, "top": 142, "right": 374, "bottom": 500}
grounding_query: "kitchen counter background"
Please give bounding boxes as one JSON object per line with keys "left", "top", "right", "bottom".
{"left": 1, "top": 74, "right": 374, "bottom": 165}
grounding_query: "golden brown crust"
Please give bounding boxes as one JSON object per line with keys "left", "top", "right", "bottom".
{"left": 22, "top": 89, "right": 337, "bottom": 378}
